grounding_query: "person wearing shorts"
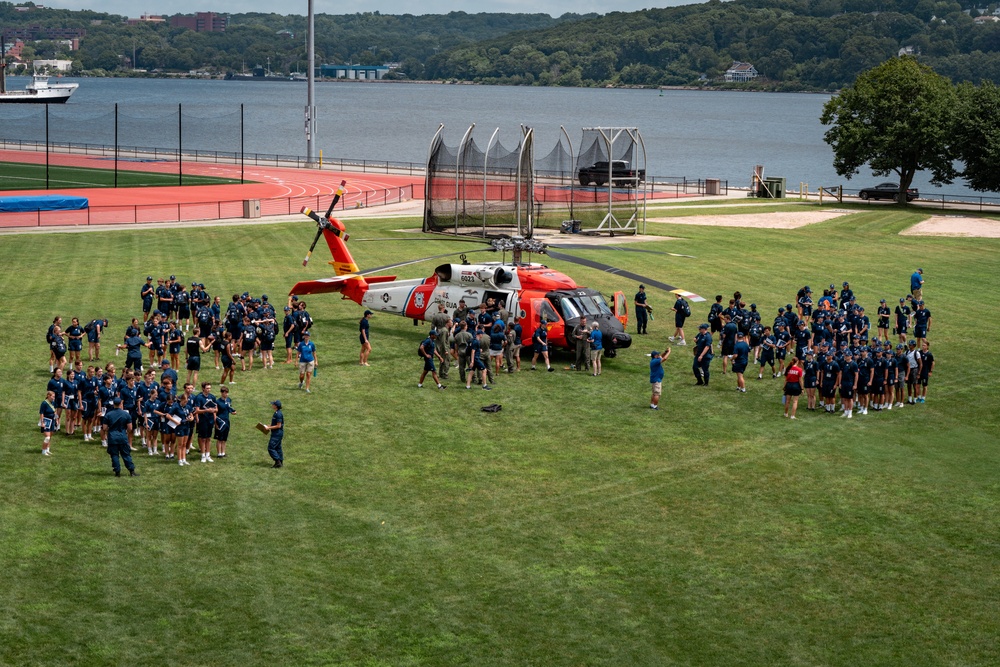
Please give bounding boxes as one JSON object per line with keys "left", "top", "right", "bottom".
{"left": 855, "top": 347, "right": 873, "bottom": 415}
{"left": 918, "top": 341, "right": 934, "bottom": 403}
{"left": 894, "top": 298, "right": 911, "bottom": 345}
{"left": 213, "top": 385, "right": 235, "bottom": 458}
{"left": 531, "top": 319, "right": 553, "bottom": 372}
{"left": 649, "top": 347, "right": 671, "bottom": 409}
{"left": 839, "top": 351, "right": 858, "bottom": 418}
{"left": 192, "top": 382, "right": 217, "bottom": 463}
{"left": 820, "top": 352, "right": 840, "bottom": 413}
{"left": 297, "top": 331, "right": 318, "bottom": 392}
{"left": 589, "top": 322, "right": 603, "bottom": 376}
{"left": 783, "top": 357, "right": 803, "bottom": 419}
{"left": 418, "top": 330, "right": 445, "bottom": 389}
{"left": 465, "top": 334, "right": 491, "bottom": 391}
{"left": 728, "top": 331, "right": 751, "bottom": 393}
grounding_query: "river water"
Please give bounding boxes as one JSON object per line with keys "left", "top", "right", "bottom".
{"left": 0, "top": 76, "right": 975, "bottom": 196}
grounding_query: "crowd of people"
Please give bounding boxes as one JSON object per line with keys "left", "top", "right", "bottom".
{"left": 38, "top": 275, "right": 317, "bottom": 472}
{"left": 649, "top": 269, "right": 936, "bottom": 419}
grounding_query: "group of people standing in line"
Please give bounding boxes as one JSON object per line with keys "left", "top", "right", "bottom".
{"left": 648, "top": 270, "right": 936, "bottom": 419}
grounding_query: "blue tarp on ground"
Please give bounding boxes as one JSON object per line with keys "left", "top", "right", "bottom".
{"left": 0, "top": 195, "right": 89, "bottom": 212}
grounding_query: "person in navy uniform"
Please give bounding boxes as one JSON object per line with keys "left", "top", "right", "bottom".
{"left": 418, "top": 330, "right": 446, "bottom": 389}
{"left": 839, "top": 281, "right": 854, "bottom": 309}
{"left": 876, "top": 299, "right": 891, "bottom": 344}
{"left": 265, "top": 400, "right": 284, "bottom": 468}
{"left": 192, "top": 382, "right": 218, "bottom": 463}
{"left": 282, "top": 306, "right": 296, "bottom": 364}
{"left": 918, "top": 340, "right": 934, "bottom": 403}
{"left": 855, "top": 347, "right": 874, "bottom": 415}
{"left": 465, "top": 332, "right": 491, "bottom": 391}
{"left": 155, "top": 279, "right": 172, "bottom": 318}
{"left": 692, "top": 323, "right": 713, "bottom": 386}
{"left": 758, "top": 326, "right": 776, "bottom": 379}
{"left": 213, "top": 385, "right": 235, "bottom": 458}
{"left": 175, "top": 284, "right": 191, "bottom": 332}
{"left": 912, "top": 300, "right": 932, "bottom": 346}
{"left": 774, "top": 322, "right": 791, "bottom": 376}
{"left": 838, "top": 350, "right": 859, "bottom": 418}
{"left": 820, "top": 352, "right": 841, "bottom": 413}
{"left": 66, "top": 317, "right": 84, "bottom": 366}
{"left": 50, "top": 325, "right": 68, "bottom": 373}
{"left": 530, "top": 319, "right": 554, "bottom": 372}
{"left": 727, "top": 331, "right": 751, "bottom": 393}
{"left": 802, "top": 350, "right": 819, "bottom": 411}
{"left": 870, "top": 346, "right": 887, "bottom": 411}
{"left": 708, "top": 295, "right": 724, "bottom": 345}
{"left": 141, "top": 276, "right": 155, "bottom": 322}
{"left": 670, "top": 296, "right": 689, "bottom": 345}
{"left": 793, "top": 320, "right": 811, "bottom": 361}
{"left": 910, "top": 268, "right": 924, "bottom": 301}
{"left": 160, "top": 359, "right": 178, "bottom": 388}
{"left": 102, "top": 396, "right": 138, "bottom": 477}
{"left": 39, "top": 390, "right": 58, "bottom": 456}
{"left": 797, "top": 287, "right": 813, "bottom": 319}
{"left": 894, "top": 297, "right": 911, "bottom": 345}
{"left": 185, "top": 332, "right": 212, "bottom": 386}
{"left": 359, "top": 309, "right": 374, "bottom": 366}
{"left": 239, "top": 316, "right": 258, "bottom": 372}
{"left": 634, "top": 285, "right": 650, "bottom": 335}
{"left": 120, "top": 331, "right": 149, "bottom": 375}
{"left": 166, "top": 321, "right": 183, "bottom": 369}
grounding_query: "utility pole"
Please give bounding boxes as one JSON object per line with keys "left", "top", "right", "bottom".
{"left": 306, "top": 0, "right": 317, "bottom": 165}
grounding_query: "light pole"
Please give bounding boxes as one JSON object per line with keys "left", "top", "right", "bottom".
{"left": 306, "top": 0, "right": 317, "bottom": 165}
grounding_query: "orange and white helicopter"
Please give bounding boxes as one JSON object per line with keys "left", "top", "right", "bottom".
{"left": 289, "top": 189, "right": 703, "bottom": 354}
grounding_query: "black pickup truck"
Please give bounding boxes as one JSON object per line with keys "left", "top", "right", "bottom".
{"left": 578, "top": 160, "right": 646, "bottom": 187}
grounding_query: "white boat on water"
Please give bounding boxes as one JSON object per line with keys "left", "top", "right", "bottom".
{"left": 0, "top": 73, "right": 79, "bottom": 103}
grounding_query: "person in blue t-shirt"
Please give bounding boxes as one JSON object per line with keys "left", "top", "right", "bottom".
{"left": 648, "top": 347, "right": 671, "bottom": 409}
{"left": 589, "top": 323, "right": 603, "bottom": 376}
{"left": 910, "top": 268, "right": 924, "bottom": 300}
{"left": 297, "top": 331, "right": 319, "bottom": 392}
{"left": 728, "top": 331, "right": 751, "bottom": 393}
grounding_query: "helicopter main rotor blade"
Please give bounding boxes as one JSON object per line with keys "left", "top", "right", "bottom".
{"left": 547, "top": 244, "right": 696, "bottom": 259}
{"left": 545, "top": 250, "right": 705, "bottom": 301}
{"left": 360, "top": 248, "right": 497, "bottom": 276}
{"left": 302, "top": 226, "right": 324, "bottom": 267}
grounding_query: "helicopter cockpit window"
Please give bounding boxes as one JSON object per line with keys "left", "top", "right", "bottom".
{"left": 537, "top": 300, "right": 561, "bottom": 323}
{"left": 558, "top": 297, "right": 582, "bottom": 320}
{"left": 586, "top": 295, "right": 614, "bottom": 317}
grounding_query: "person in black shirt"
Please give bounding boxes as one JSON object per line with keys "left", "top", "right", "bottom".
{"left": 265, "top": 400, "right": 284, "bottom": 468}
{"left": 918, "top": 340, "right": 934, "bottom": 403}
{"left": 692, "top": 323, "right": 713, "bottom": 386}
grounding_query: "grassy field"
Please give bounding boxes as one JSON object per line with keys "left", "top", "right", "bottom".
{"left": 0, "top": 160, "right": 243, "bottom": 191}
{"left": 1, "top": 204, "right": 998, "bottom": 666}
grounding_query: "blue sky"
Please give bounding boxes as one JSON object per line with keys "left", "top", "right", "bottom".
{"left": 48, "top": 1, "right": 690, "bottom": 18}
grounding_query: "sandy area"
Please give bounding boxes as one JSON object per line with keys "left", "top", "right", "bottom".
{"left": 646, "top": 210, "right": 851, "bottom": 229}
{"left": 900, "top": 216, "right": 1000, "bottom": 238}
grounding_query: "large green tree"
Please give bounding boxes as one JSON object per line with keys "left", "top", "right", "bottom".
{"left": 820, "top": 56, "right": 958, "bottom": 200}
{"left": 953, "top": 81, "right": 1000, "bottom": 192}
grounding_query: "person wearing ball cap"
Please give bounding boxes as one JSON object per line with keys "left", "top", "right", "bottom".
{"left": 693, "top": 323, "right": 713, "bottom": 387}
{"left": 802, "top": 348, "right": 820, "bottom": 411}
{"left": 877, "top": 298, "right": 891, "bottom": 344}
{"left": 418, "top": 329, "right": 445, "bottom": 389}
{"left": 894, "top": 296, "right": 912, "bottom": 345}
{"left": 103, "top": 395, "right": 138, "bottom": 477}
{"left": 649, "top": 346, "right": 671, "bottom": 410}
{"left": 840, "top": 281, "right": 854, "bottom": 309}
{"left": 264, "top": 399, "right": 284, "bottom": 468}
{"left": 728, "top": 331, "right": 751, "bottom": 393}
{"left": 141, "top": 276, "right": 156, "bottom": 322}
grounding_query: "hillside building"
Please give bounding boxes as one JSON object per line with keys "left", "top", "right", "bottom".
{"left": 724, "top": 62, "right": 758, "bottom": 82}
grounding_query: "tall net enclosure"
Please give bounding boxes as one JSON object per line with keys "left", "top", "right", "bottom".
{"left": 572, "top": 127, "right": 646, "bottom": 235}
{"left": 423, "top": 124, "right": 533, "bottom": 238}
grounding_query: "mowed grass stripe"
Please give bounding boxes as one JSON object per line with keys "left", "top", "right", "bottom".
{"left": 0, "top": 206, "right": 998, "bottom": 666}
{"left": 0, "top": 160, "right": 244, "bottom": 190}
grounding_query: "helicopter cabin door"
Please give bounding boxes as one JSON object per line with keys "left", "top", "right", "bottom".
{"left": 613, "top": 291, "right": 628, "bottom": 328}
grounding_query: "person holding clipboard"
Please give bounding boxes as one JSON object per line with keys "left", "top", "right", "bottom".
{"left": 39, "top": 390, "right": 58, "bottom": 456}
